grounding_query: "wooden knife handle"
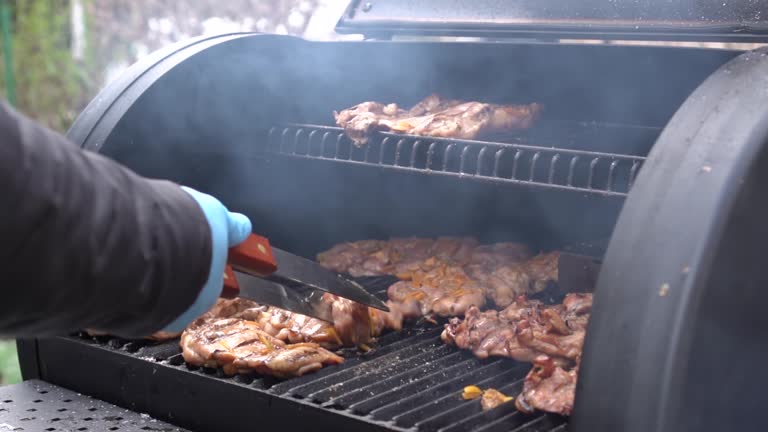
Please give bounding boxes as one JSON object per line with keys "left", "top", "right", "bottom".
{"left": 221, "top": 234, "right": 279, "bottom": 298}
{"left": 228, "top": 234, "right": 278, "bottom": 276}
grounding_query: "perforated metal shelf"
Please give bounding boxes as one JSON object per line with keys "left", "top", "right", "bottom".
{"left": 0, "top": 380, "right": 188, "bottom": 432}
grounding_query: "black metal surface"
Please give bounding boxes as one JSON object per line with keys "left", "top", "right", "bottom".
{"left": 557, "top": 252, "right": 601, "bottom": 294}
{"left": 337, "top": 0, "right": 768, "bottom": 42}
{"left": 266, "top": 123, "right": 646, "bottom": 197}
{"left": 0, "top": 379, "right": 188, "bottom": 431}
{"left": 31, "top": 277, "right": 567, "bottom": 432}
{"left": 572, "top": 46, "right": 768, "bottom": 432}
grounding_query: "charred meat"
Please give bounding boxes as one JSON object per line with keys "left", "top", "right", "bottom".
{"left": 180, "top": 316, "right": 344, "bottom": 378}
{"left": 515, "top": 355, "right": 578, "bottom": 417}
{"left": 193, "top": 296, "right": 400, "bottom": 350}
{"left": 177, "top": 294, "right": 402, "bottom": 378}
{"left": 334, "top": 94, "right": 543, "bottom": 146}
{"left": 442, "top": 293, "right": 590, "bottom": 416}
{"left": 441, "top": 293, "right": 591, "bottom": 364}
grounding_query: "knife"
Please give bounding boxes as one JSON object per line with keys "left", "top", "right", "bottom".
{"left": 222, "top": 267, "right": 335, "bottom": 322}
{"left": 219, "top": 234, "right": 388, "bottom": 319}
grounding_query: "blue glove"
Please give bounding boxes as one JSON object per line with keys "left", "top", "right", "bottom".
{"left": 161, "top": 186, "right": 252, "bottom": 333}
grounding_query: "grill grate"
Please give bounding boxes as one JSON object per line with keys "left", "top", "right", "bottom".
{"left": 265, "top": 123, "right": 645, "bottom": 197}
{"left": 52, "top": 276, "right": 568, "bottom": 432}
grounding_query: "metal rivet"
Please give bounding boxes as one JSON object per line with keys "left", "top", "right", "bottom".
{"left": 362, "top": 2, "right": 373, "bottom": 12}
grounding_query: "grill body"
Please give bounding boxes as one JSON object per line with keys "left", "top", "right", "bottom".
{"left": 14, "top": 33, "right": 768, "bottom": 432}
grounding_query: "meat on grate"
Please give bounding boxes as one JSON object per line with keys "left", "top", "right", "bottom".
{"left": 441, "top": 293, "right": 591, "bottom": 416}
{"left": 180, "top": 316, "right": 344, "bottom": 378}
{"left": 516, "top": 355, "right": 579, "bottom": 416}
{"left": 334, "top": 94, "right": 543, "bottom": 146}
{"left": 318, "top": 237, "right": 559, "bottom": 319}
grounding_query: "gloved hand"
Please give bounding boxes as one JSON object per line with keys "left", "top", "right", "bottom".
{"left": 161, "top": 186, "right": 252, "bottom": 332}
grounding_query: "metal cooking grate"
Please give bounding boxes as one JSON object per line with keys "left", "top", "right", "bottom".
{"left": 265, "top": 123, "right": 645, "bottom": 197}
{"left": 63, "top": 276, "right": 568, "bottom": 432}
{"left": 0, "top": 379, "right": 188, "bottom": 431}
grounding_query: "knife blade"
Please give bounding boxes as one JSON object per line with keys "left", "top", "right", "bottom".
{"left": 224, "top": 269, "right": 334, "bottom": 322}
{"left": 264, "top": 247, "right": 389, "bottom": 312}
{"left": 224, "top": 233, "right": 388, "bottom": 313}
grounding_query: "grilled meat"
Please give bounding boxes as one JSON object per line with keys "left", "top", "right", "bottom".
{"left": 317, "top": 239, "right": 388, "bottom": 277}
{"left": 524, "top": 251, "right": 560, "bottom": 294}
{"left": 178, "top": 294, "right": 403, "bottom": 378}
{"left": 442, "top": 293, "right": 590, "bottom": 416}
{"left": 197, "top": 295, "right": 399, "bottom": 349}
{"left": 317, "top": 236, "right": 478, "bottom": 278}
{"left": 334, "top": 94, "right": 543, "bottom": 147}
{"left": 318, "top": 237, "right": 558, "bottom": 317}
{"left": 387, "top": 278, "right": 486, "bottom": 319}
{"left": 515, "top": 355, "right": 578, "bottom": 416}
{"left": 441, "top": 293, "right": 591, "bottom": 364}
{"left": 441, "top": 304, "right": 540, "bottom": 362}
{"left": 180, "top": 316, "right": 344, "bottom": 378}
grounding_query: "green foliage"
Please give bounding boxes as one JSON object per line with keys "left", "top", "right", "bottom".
{"left": 0, "top": 341, "right": 21, "bottom": 385}
{"left": 0, "top": 0, "right": 96, "bottom": 132}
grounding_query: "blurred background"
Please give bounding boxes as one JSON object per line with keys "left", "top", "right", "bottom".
{"left": 0, "top": 0, "right": 760, "bottom": 387}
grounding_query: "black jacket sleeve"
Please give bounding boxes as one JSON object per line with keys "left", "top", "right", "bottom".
{"left": 0, "top": 101, "right": 212, "bottom": 338}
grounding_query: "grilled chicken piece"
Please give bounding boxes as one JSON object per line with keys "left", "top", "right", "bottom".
{"left": 524, "top": 251, "right": 560, "bottom": 294}
{"left": 335, "top": 94, "right": 543, "bottom": 147}
{"left": 211, "top": 295, "right": 400, "bottom": 349}
{"left": 388, "top": 262, "right": 487, "bottom": 318}
{"left": 516, "top": 355, "right": 578, "bottom": 416}
{"left": 180, "top": 317, "right": 343, "bottom": 378}
{"left": 478, "top": 251, "right": 560, "bottom": 308}
{"left": 443, "top": 294, "right": 590, "bottom": 416}
{"left": 441, "top": 294, "right": 591, "bottom": 365}
{"left": 441, "top": 305, "right": 540, "bottom": 362}
{"left": 318, "top": 237, "right": 559, "bottom": 318}
{"left": 469, "top": 242, "right": 532, "bottom": 267}
{"left": 317, "top": 240, "right": 387, "bottom": 277}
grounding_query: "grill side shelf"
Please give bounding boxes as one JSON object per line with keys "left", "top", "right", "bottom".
{"left": 265, "top": 124, "right": 645, "bottom": 197}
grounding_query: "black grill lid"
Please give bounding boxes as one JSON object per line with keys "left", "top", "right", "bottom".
{"left": 336, "top": 0, "right": 768, "bottom": 42}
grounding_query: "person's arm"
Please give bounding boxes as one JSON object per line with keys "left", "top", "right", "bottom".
{"left": 0, "top": 101, "right": 225, "bottom": 338}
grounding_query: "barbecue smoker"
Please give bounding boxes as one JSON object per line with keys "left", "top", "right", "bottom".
{"left": 7, "top": 1, "right": 768, "bottom": 431}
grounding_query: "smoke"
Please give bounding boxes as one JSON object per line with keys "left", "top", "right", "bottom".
{"left": 92, "top": 18, "right": 744, "bottom": 257}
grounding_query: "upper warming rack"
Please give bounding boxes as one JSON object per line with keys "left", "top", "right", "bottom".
{"left": 266, "top": 124, "right": 647, "bottom": 197}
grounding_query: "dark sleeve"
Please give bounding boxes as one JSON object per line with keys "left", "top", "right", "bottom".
{"left": 0, "top": 101, "right": 212, "bottom": 338}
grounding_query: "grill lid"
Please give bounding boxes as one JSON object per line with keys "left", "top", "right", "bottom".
{"left": 336, "top": 0, "right": 768, "bottom": 42}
